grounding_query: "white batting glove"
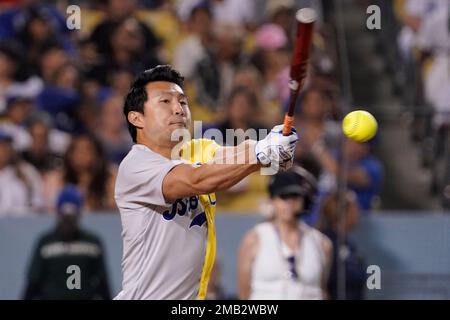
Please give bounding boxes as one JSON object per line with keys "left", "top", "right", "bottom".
{"left": 255, "top": 125, "right": 299, "bottom": 167}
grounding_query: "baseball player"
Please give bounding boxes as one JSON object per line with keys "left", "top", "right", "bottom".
{"left": 114, "top": 65, "right": 298, "bottom": 300}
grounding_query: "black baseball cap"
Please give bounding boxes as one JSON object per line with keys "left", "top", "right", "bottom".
{"left": 268, "top": 167, "right": 318, "bottom": 212}
{"left": 268, "top": 171, "right": 304, "bottom": 198}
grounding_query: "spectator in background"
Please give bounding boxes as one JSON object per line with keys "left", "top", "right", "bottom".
{"left": 0, "top": 94, "right": 34, "bottom": 152}
{"left": 96, "top": 95, "right": 132, "bottom": 164}
{"left": 77, "top": 98, "right": 102, "bottom": 135}
{"left": 203, "top": 86, "right": 267, "bottom": 206}
{"left": 36, "top": 63, "right": 82, "bottom": 133}
{"left": 36, "top": 41, "right": 69, "bottom": 84}
{"left": 415, "top": 5, "right": 450, "bottom": 198}
{"left": 44, "top": 134, "right": 117, "bottom": 213}
{"left": 22, "top": 112, "right": 65, "bottom": 175}
{"left": 317, "top": 191, "right": 366, "bottom": 300}
{"left": 0, "top": 42, "right": 21, "bottom": 112}
{"left": 193, "top": 22, "right": 245, "bottom": 110}
{"left": 51, "top": 63, "right": 80, "bottom": 92}
{"left": 232, "top": 66, "right": 278, "bottom": 127}
{"left": 91, "top": 67, "right": 135, "bottom": 109}
{"left": 205, "top": 86, "right": 266, "bottom": 146}
{"left": 251, "top": 23, "right": 290, "bottom": 105}
{"left": 176, "top": 0, "right": 257, "bottom": 28}
{"left": 312, "top": 137, "right": 383, "bottom": 212}
{"left": 23, "top": 185, "right": 111, "bottom": 300}
{"left": 91, "top": 18, "right": 159, "bottom": 86}
{"left": 15, "top": 6, "right": 75, "bottom": 67}
{"left": 416, "top": 4, "right": 450, "bottom": 129}
{"left": 173, "top": 2, "right": 213, "bottom": 80}
{"left": 238, "top": 169, "right": 332, "bottom": 300}
{"left": 0, "top": 42, "right": 43, "bottom": 114}
{"left": 265, "top": 0, "right": 296, "bottom": 46}
{"left": 294, "top": 86, "right": 341, "bottom": 160}
{"left": 96, "top": 68, "right": 135, "bottom": 103}
{"left": 109, "top": 68, "right": 135, "bottom": 98}
{"left": 0, "top": 1, "right": 68, "bottom": 42}
{"left": 78, "top": 37, "right": 103, "bottom": 99}
{"left": 90, "top": 0, "right": 161, "bottom": 63}
{"left": 397, "top": 0, "right": 448, "bottom": 61}
{"left": 211, "top": 0, "right": 258, "bottom": 28}
{"left": 0, "top": 129, "right": 43, "bottom": 216}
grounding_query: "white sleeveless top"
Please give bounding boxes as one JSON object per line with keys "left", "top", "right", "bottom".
{"left": 250, "top": 221, "right": 327, "bottom": 300}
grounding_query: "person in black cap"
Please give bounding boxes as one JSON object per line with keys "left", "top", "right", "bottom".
{"left": 237, "top": 167, "right": 332, "bottom": 300}
{"left": 23, "top": 185, "right": 111, "bottom": 300}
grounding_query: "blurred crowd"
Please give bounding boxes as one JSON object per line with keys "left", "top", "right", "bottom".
{"left": 380, "top": 0, "right": 450, "bottom": 208}
{"left": 0, "top": 0, "right": 390, "bottom": 301}
{"left": 0, "top": 0, "right": 383, "bottom": 217}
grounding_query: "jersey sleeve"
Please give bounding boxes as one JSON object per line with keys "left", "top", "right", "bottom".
{"left": 115, "top": 151, "right": 183, "bottom": 209}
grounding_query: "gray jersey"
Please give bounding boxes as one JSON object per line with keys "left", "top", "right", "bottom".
{"left": 114, "top": 144, "right": 208, "bottom": 300}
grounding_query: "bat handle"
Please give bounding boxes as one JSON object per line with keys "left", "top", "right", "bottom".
{"left": 282, "top": 114, "right": 294, "bottom": 136}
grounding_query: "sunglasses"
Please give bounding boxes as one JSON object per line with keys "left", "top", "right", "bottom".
{"left": 279, "top": 193, "right": 301, "bottom": 200}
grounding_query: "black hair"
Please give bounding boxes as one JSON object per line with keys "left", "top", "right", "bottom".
{"left": 123, "top": 65, "right": 184, "bottom": 143}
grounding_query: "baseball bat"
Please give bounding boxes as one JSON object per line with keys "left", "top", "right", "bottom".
{"left": 282, "top": 8, "right": 317, "bottom": 136}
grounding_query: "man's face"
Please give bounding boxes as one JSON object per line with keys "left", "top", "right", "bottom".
{"left": 132, "top": 81, "right": 191, "bottom": 147}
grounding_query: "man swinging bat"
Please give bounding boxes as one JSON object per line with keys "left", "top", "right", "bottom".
{"left": 114, "top": 7, "right": 315, "bottom": 300}
{"left": 113, "top": 65, "right": 298, "bottom": 300}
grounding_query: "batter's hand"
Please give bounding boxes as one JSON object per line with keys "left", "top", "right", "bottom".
{"left": 255, "top": 125, "right": 298, "bottom": 169}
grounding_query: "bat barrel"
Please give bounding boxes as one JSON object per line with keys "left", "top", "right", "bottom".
{"left": 283, "top": 8, "right": 317, "bottom": 136}
{"left": 296, "top": 7, "right": 317, "bottom": 24}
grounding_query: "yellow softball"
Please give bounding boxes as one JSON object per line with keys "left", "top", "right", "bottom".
{"left": 342, "top": 110, "right": 378, "bottom": 142}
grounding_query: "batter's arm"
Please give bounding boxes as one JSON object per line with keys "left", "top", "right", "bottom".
{"left": 162, "top": 140, "right": 262, "bottom": 201}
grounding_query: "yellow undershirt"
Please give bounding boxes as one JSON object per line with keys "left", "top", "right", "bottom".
{"left": 180, "top": 139, "right": 219, "bottom": 300}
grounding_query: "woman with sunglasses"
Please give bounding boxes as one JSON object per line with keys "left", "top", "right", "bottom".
{"left": 238, "top": 167, "right": 332, "bottom": 300}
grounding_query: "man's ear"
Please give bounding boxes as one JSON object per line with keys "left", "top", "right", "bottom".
{"left": 128, "top": 111, "right": 144, "bottom": 129}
